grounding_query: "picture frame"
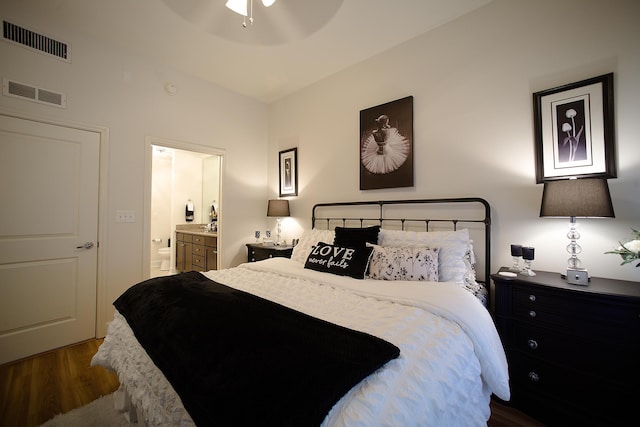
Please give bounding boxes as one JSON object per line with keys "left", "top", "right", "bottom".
{"left": 359, "top": 96, "right": 414, "bottom": 190}
{"left": 533, "top": 73, "right": 616, "bottom": 183}
{"left": 279, "top": 147, "right": 298, "bottom": 197}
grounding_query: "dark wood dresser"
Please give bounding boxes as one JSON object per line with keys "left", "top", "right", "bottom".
{"left": 246, "top": 243, "right": 293, "bottom": 262}
{"left": 492, "top": 268, "right": 640, "bottom": 426}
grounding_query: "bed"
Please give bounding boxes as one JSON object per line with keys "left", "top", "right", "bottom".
{"left": 92, "top": 198, "right": 510, "bottom": 426}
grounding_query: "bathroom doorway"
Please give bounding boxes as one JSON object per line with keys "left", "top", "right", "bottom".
{"left": 143, "top": 136, "right": 224, "bottom": 279}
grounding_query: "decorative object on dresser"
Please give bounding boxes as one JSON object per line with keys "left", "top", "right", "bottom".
{"left": 266, "top": 199, "right": 290, "bottom": 245}
{"left": 539, "top": 177, "right": 615, "bottom": 285}
{"left": 175, "top": 231, "right": 218, "bottom": 272}
{"left": 520, "top": 247, "right": 535, "bottom": 276}
{"left": 246, "top": 242, "right": 293, "bottom": 262}
{"left": 510, "top": 244, "right": 523, "bottom": 272}
{"left": 492, "top": 268, "right": 640, "bottom": 427}
{"left": 605, "top": 227, "right": 640, "bottom": 267}
{"left": 532, "top": 73, "right": 616, "bottom": 183}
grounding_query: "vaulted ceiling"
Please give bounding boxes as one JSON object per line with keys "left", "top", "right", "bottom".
{"left": 8, "top": 0, "right": 492, "bottom": 103}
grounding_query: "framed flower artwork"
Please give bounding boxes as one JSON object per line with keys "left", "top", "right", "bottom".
{"left": 533, "top": 73, "right": 616, "bottom": 183}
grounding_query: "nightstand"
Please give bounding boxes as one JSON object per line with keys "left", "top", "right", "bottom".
{"left": 492, "top": 268, "right": 640, "bottom": 426}
{"left": 246, "top": 243, "right": 293, "bottom": 262}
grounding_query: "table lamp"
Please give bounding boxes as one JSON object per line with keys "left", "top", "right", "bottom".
{"left": 267, "top": 199, "right": 290, "bottom": 245}
{"left": 539, "top": 177, "right": 614, "bottom": 285}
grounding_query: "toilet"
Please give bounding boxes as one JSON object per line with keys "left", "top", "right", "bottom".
{"left": 158, "top": 247, "right": 171, "bottom": 271}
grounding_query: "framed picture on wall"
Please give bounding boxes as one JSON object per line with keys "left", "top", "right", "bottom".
{"left": 533, "top": 73, "right": 616, "bottom": 183}
{"left": 279, "top": 147, "right": 298, "bottom": 197}
{"left": 360, "top": 96, "right": 414, "bottom": 190}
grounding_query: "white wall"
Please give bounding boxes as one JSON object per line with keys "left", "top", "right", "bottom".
{"left": 268, "top": 0, "right": 640, "bottom": 283}
{"left": 1, "top": 3, "right": 271, "bottom": 332}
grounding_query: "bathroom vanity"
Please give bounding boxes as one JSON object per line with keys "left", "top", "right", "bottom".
{"left": 175, "top": 229, "right": 218, "bottom": 272}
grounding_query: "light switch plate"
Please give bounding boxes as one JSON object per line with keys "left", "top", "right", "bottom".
{"left": 116, "top": 210, "right": 136, "bottom": 223}
{"left": 566, "top": 268, "right": 589, "bottom": 286}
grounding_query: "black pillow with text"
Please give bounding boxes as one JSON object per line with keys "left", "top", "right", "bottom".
{"left": 304, "top": 242, "right": 374, "bottom": 279}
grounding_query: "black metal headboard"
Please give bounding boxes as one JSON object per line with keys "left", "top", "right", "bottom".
{"left": 311, "top": 198, "right": 491, "bottom": 286}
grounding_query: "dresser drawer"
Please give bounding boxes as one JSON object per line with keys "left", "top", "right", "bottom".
{"left": 176, "top": 232, "right": 193, "bottom": 243}
{"left": 510, "top": 354, "right": 635, "bottom": 425}
{"left": 192, "top": 244, "right": 205, "bottom": 256}
{"left": 508, "top": 321, "right": 637, "bottom": 383}
{"left": 246, "top": 244, "right": 293, "bottom": 262}
{"left": 192, "top": 246, "right": 206, "bottom": 269}
{"left": 192, "top": 253, "right": 205, "bottom": 268}
{"left": 512, "top": 285, "right": 640, "bottom": 340}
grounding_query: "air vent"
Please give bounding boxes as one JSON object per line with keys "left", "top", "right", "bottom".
{"left": 2, "top": 78, "right": 67, "bottom": 108}
{"left": 2, "top": 19, "right": 71, "bottom": 62}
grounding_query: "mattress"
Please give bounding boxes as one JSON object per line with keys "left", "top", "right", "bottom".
{"left": 92, "top": 258, "right": 509, "bottom": 426}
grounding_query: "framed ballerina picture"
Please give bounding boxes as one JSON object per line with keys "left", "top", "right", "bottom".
{"left": 359, "top": 96, "right": 414, "bottom": 190}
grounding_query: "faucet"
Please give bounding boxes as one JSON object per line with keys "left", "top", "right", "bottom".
{"left": 201, "top": 223, "right": 215, "bottom": 233}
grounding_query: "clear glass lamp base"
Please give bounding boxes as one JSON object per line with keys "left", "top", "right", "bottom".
{"left": 520, "top": 260, "right": 536, "bottom": 276}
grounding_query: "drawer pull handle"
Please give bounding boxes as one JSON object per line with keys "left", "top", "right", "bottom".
{"left": 528, "top": 372, "right": 540, "bottom": 382}
{"left": 527, "top": 339, "right": 538, "bottom": 350}
{"left": 529, "top": 310, "right": 537, "bottom": 318}
{"left": 529, "top": 294, "right": 536, "bottom": 302}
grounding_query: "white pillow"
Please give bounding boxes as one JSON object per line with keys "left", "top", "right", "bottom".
{"left": 368, "top": 244, "right": 439, "bottom": 281}
{"left": 377, "top": 228, "right": 472, "bottom": 285}
{"left": 291, "top": 229, "right": 336, "bottom": 264}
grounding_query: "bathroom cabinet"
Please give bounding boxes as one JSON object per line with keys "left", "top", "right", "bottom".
{"left": 176, "top": 231, "right": 218, "bottom": 272}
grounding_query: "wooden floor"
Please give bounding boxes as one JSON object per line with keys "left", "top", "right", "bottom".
{"left": 489, "top": 400, "right": 547, "bottom": 427}
{"left": 0, "top": 339, "right": 545, "bottom": 427}
{"left": 0, "top": 339, "right": 120, "bottom": 427}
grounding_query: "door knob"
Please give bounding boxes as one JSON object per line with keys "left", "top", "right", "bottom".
{"left": 76, "top": 242, "right": 95, "bottom": 249}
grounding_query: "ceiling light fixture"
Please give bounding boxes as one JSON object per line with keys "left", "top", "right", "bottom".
{"left": 225, "top": 0, "right": 276, "bottom": 28}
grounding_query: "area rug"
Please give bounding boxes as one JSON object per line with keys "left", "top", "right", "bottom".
{"left": 39, "top": 392, "right": 130, "bottom": 427}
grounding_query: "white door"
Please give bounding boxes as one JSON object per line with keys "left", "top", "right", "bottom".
{"left": 0, "top": 114, "right": 100, "bottom": 364}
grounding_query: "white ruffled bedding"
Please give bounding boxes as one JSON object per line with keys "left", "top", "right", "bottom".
{"left": 93, "top": 258, "right": 509, "bottom": 426}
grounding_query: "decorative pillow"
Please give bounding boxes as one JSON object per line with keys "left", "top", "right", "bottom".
{"left": 291, "top": 229, "right": 335, "bottom": 264}
{"left": 304, "top": 242, "right": 374, "bottom": 280}
{"left": 333, "top": 225, "right": 380, "bottom": 248}
{"left": 377, "top": 228, "right": 471, "bottom": 285}
{"left": 463, "top": 243, "right": 478, "bottom": 286}
{"left": 368, "top": 245, "right": 439, "bottom": 281}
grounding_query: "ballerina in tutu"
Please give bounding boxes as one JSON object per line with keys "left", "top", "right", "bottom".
{"left": 361, "top": 114, "right": 409, "bottom": 174}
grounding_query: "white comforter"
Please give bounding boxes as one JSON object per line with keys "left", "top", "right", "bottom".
{"left": 93, "top": 258, "right": 510, "bottom": 426}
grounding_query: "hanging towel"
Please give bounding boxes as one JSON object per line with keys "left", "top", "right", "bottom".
{"left": 186, "top": 201, "right": 194, "bottom": 222}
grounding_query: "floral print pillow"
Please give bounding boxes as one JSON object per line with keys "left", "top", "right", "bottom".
{"left": 368, "top": 245, "right": 439, "bottom": 281}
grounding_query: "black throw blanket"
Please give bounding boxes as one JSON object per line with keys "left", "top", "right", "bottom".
{"left": 114, "top": 271, "right": 400, "bottom": 426}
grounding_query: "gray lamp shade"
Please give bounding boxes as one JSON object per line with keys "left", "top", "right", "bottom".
{"left": 267, "top": 199, "right": 290, "bottom": 217}
{"left": 540, "top": 178, "right": 615, "bottom": 218}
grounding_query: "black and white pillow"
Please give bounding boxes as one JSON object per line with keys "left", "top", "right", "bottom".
{"left": 304, "top": 242, "right": 374, "bottom": 279}
{"left": 368, "top": 244, "right": 439, "bottom": 281}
